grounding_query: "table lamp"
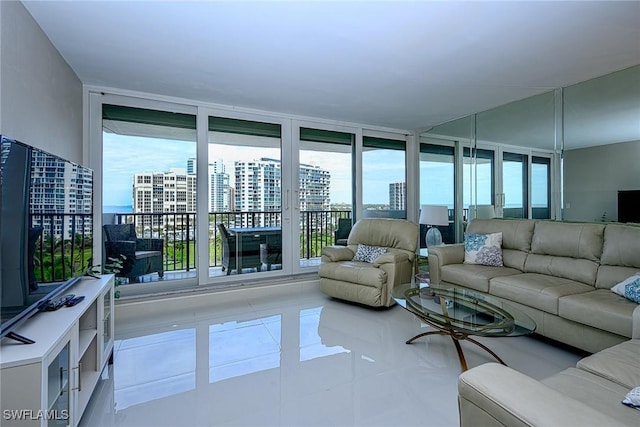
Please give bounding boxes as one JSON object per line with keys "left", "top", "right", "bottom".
{"left": 469, "top": 205, "right": 496, "bottom": 220}
{"left": 419, "top": 205, "right": 449, "bottom": 247}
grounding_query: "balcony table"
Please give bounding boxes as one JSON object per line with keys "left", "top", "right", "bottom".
{"left": 229, "top": 226, "right": 281, "bottom": 273}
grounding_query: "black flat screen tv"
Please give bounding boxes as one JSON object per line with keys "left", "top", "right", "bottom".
{"left": 618, "top": 190, "right": 640, "bottom": 223}
{"left": 1, "top": 135, "right": 94, "bottom": 344}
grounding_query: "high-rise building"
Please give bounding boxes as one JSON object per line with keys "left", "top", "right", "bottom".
{"left": 389, "top": 182, "right": 406, "bottom": 210}
{"left": 209, "top": 159, "right": 230, "bottom": 212}
{"left": 299, "top": 163, "right": 330, "bottom": 211}
{"left": 234, "top": 158, "right": 281, "bottom": 226}
{"left": 132, "top": 168, "right": 196, "bottom": 229}
{"left": 234, "top": 158, "right": 330, "bottom": 227}
{"left": 29, "top": 150, "right": 93, "bottom": 239}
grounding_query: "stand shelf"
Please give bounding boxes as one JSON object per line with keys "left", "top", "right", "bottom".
{"left": 1, "top": 275, "right": 114, "bottom": 427}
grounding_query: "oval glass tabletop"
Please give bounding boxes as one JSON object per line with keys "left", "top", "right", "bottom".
{"left": 392, "top": 282, "right": 536, "bottom": 338}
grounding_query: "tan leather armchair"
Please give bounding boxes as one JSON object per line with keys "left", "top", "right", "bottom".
{"left": 318, "top": 218, "right": 419, "bottom": 307}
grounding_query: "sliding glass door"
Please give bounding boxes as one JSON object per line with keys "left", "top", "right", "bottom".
{"left": 101, "top": 104, "right": 197, "bottom": 287}
{"left": 207, "top": 116, "right": 283, "bottom": 278}
{"left": 362, "top": 136, "right": 407, "bottom": 219}
{"left": 296, "top": 126, "right": 355, "bottom": 271}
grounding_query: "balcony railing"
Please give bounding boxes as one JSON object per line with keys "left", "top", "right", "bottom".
{"left": 30, "top": 213, "right": 94, "bottom": 284}
{"left": 108, "top": 210, "right": 353, "bottom": 275}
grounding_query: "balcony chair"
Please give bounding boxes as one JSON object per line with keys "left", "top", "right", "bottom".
{"left": 218, "top": 223, "right": 262, "bottom": 274}
{"left": 334, "top": 217, "right": 352, "bottom": 246}
{"left": 260, "top": 233, "right": 282, "bottom": 271}
{"left": 318, "top": 218, "right": 418, "bottom": 308}
{"left": 103, "top": 224, "right": 164, "bottom": 283}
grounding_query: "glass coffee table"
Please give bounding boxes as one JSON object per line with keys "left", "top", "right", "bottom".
{"left": 393, "top": 282, "right": 536, "bottom": 371}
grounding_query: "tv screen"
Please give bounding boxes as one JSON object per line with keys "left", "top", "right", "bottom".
{"left": 618, "top": 190, "right": 640, "bottom": 223}
{"left": 1, "top": 135, "right": 94, "bottom": 343}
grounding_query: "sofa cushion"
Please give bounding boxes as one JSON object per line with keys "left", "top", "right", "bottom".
{"left": 525, "top": 253, "right": 599, "bottom": 286}
{"left": 464, "top": 232, "right": 503, "bottom": 267}
{"left": 440, "top": 264, "right": 521, "bottom": 293}
{"left": 490, "top": 273, "right": 593, "bottom": 314}
{"left": 317, "top": 261, "right": 386, "bottom": 288}
{"left": 542, "top": 367, "right": 639, "bottom": 426}
{"left": 577, "top": 339, "right": 640, "bottom": 390}
{"left": 559, "top": 290, "right": 637, "bottom": 337}
{"left": 466, "top": 218, "right": 535, "bottom": 252}
{"left": 601, "top": 223, "right": 640, "bottom": 268}
{"left": 531, "top": 221, "right": 605, "bottom": 261}
{"left": 597, "top": 265, "right": 640, "bottom": 290}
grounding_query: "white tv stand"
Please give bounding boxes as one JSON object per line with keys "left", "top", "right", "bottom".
{"left": 1, "top": 275, "right": 114, "bottom": 427}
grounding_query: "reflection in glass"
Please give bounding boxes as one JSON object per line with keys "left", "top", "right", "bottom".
{"left": 419, "top": 144, "right": 454, "bottom": 245}
{"left": 563, "top": 65, "right": 640, "bottom": 222}
{"left": 531, "top": 157, "right": 551, "bottom": 219}
{"left": 463, "top": 148, "right": 494, "bottom": 210}
{"left": 502, "top": 152, "right": 528, "bottom": 218}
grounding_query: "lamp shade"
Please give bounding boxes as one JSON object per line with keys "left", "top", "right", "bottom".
{"left": 469, "top": 205, "right": 496, "bottom": 220}
{"left": 419, "top": 205, "right": 449, "bottom": 226}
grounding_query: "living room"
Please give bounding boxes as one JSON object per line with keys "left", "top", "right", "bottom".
{"left": 1, "top": 1, "right": 639, "bottom": 426}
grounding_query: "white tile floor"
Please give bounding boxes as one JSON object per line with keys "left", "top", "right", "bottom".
{"left": 81, "top": 286, "right": 584, "bottom": 427}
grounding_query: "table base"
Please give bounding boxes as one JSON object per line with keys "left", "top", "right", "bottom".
{"left": 406, "top": 327, "right": 506, "bottom": 372}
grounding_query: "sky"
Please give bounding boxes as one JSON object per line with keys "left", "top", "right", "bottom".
{"left": 103, "top": 133, "right": 547, "bottom": 209}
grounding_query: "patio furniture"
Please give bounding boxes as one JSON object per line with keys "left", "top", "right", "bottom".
{"left": 103, "top": 224, "right": 164, "bottom": 283}
{"left": 260, "top": 232, "right": 282, "bottom": 271}
{"left": 334, "top": 218, "right": 352, "bottom": 246}
{"left": 218, "top": 223, "right": 262, "bottom": 274}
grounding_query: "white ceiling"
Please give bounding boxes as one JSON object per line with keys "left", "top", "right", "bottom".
{"left": 23, "top": 1, "right": 640, "bottom": 132}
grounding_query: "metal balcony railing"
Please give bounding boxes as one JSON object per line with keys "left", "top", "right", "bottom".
{"left": 108, "top": 210, "right": 353, "bottom": 274}
{"left": 30, "top": 213, "right": 94, "bottom": 284}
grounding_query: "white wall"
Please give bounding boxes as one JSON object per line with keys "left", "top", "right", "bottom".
{"left": 563, "top": 140, "right": 640, "bottom": 222}
{"left": 0, "top": 1, "right": 82, "bottom": 163}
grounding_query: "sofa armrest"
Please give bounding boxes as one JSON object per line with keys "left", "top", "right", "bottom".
{"left": 428, "top": 244, "right": 464, "bottom": 285}
{"left": 321, "top": 246, "right": 354, "bottom": 262}
{"left": 458, "top": 363, "right": 627, "bottom": 427}
{"left": 633, "top": 304, "right": 640, "bottom": 339}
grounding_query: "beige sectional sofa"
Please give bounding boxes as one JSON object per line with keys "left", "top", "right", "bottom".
{"left": 428, "top": 219, "right": 640, "bottom": 353}
{"left": 458, "top": 339, "right": 640, "bottom": 426}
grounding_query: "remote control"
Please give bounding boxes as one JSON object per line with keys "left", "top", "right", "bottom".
{"left": 65, "top": 296, "right": 85, "bottom": 307}
{"left": 44, "top": 294, "right": 76, "bottom": 311}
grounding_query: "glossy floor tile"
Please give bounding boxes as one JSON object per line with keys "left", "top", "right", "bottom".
{"left": 81, "top": 287, "right": 584, "bottom": 427}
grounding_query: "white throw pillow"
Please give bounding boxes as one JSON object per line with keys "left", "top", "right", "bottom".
{"left": 464, "top": 232, "right": 503, "bottom": 267}
{"left": 352, "top": 244, "right": 387, "bottom": 263}
{"left": 611, "top": 272, "right": 640, "bottom": 304}
{"left": 623, "top": 386, "right": 640, "bottom": 409}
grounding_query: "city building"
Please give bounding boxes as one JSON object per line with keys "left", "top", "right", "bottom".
{"left": 132, "top": 168, "right": 196, "bottom": 230}
{"left": 389, "top": 182, "right": 406, "bottom": 211}
{"left": 29, "top": 149, "right": 93, "bottom": 239}
{"left": 208, "top": 159, "right": 230, "bottom": 212}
